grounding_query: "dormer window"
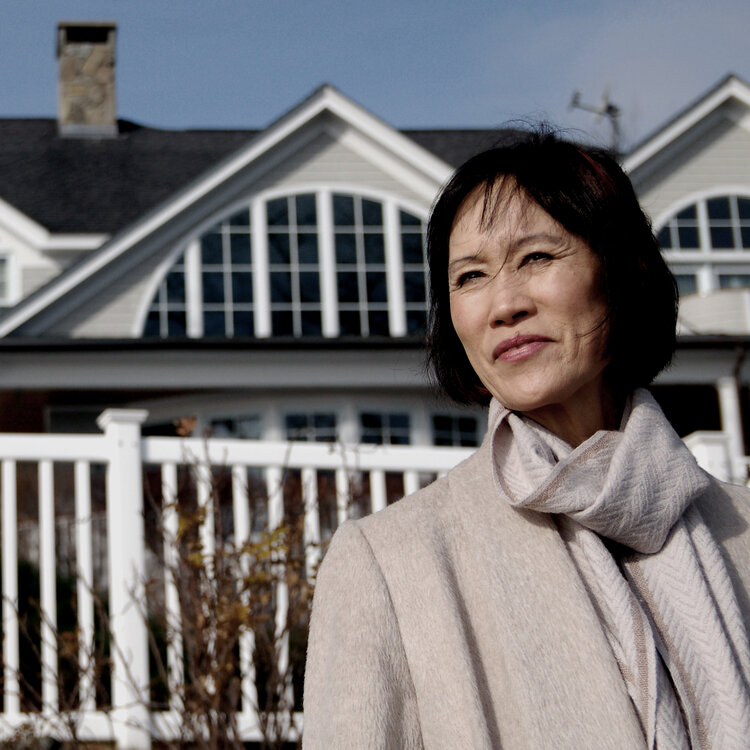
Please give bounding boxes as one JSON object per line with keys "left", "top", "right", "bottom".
{"left": 657, "top": 194, "right": 750, "bottom": 296}
{"left": 143, "top": 191, "right": 427, "bottom": 339}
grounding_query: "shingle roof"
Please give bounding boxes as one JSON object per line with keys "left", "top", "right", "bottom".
{"left": 0, "top": 119, "right": 507, "bottom": 234}
{"left": 0, "top": 119, "right": 258, "bottom": 233}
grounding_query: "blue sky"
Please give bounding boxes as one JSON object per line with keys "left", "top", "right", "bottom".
{"left": 2, "top": 0, "right": 749, "bottom": 150}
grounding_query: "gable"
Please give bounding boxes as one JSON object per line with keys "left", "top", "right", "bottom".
{"left": 0, "top": 89, "right": 451, "bottom": 339}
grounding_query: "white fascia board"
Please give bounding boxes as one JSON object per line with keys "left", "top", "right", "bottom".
{"left": 0, "top": 196, "right": 107, "bottom": 252}
{"left": 0, "top": 86, "right": 452, "bottom": 338}
{"left": 42, "top": 234, "right": 108, "bottom": 251}
{"left": 315, "top": 86, "right": 454, "bottom": 185}
{"left": 624, "top": 77, "right": 750, "bottom": 173}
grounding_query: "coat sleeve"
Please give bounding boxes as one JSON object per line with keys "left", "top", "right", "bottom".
{"left": 302, "top": 521, "right": 424, "bottom": 750}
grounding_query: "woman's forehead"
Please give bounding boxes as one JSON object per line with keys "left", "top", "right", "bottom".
{"left": 451, "top": 181, "right": 555, "bottom": 241}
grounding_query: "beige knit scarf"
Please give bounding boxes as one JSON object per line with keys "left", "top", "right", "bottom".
{"left": 490, "top": 389, "right": 750, "bottom": 750}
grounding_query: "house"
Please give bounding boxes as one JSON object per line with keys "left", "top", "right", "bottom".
{"left": 0, "top": 22, "right": 748, "bottom": 481}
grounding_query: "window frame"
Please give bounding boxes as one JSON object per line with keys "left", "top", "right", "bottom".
{"left": 137, "top": 187, "right": 429, "bottom": 339}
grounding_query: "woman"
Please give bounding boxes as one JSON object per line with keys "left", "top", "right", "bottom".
{"left": 303, "top": 132, "right": 750, "bottom": 749}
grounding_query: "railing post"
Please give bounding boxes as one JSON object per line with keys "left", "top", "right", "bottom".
{"left": 97, "top": 409, "right": 151, "bottom": 750}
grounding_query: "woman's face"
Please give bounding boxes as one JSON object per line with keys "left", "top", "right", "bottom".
{"left": 448, "top": 184, "right": 612, "bottom": 442}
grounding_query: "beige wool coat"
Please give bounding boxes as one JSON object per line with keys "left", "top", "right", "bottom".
{"left": 302, "top": 437, "right": 750, "bottom": 749}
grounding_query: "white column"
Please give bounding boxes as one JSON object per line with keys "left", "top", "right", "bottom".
{"left": 252, "top": 199, "right": 271, "bottom": 337}
{"left": 317, "top": 189, "right": 339, "bottom": 337}
{"left": 96, "top": 408, "right": 151, "bottom": 750}
{"left": 716, "top": 376, "right": 746, "bottom": 484}
{"left": 384, "top": 200, "right": 406, "bottom": 336}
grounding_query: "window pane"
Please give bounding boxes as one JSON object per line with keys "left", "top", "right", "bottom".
{"left": 333, "top": 195, "right": 354, "bottom": 226}
{"left": 228, "top": 209, "right": 250, "bottom": 227}
{"left": 167, "top": 311, "right": 187, "bottom": 337}
{"left": 738, "top": 198, "right": 750, "bottom": 220}
{"left": 144, "top": 311, "right": 161, "bottom": 337}
{"left": 337, "top": 272, "right": 359, "bottom": 303}
{"left": 295, "top": 194, "right": 317, "bottom": 225}
{"left": 339, "top": 310, "right": 360, "bottom": 336}
{"left": 298, "top": 233, "right": 319, "bottom": 264}
{"left": 268, "top": 233, "right": 290, "bottom": 264}
{"left": 299, "top": 272, "right": 321, "bottom": 303}
{"left": 674, "top": 274, "right": 697, "bottom": 297}
{"left": 232, "top": 272, "right": 253, "bottom": 303}
{"left": 364, "top": 234, "right": 385, "bottom": 264}
{"left": 404, "top": 271, "right": 426, "bottom": 301}
{"left": 201, "top": 233, "right": 223, "bottom": 265}
{"left": 657, "top": 227, "right": 671, "bottom": 249}
{"left": 677, "top": 226, "right": 699, "bottom": 249}
{"left": 203, "top": 311, "right": 225, "bottom": 337}
{"left": 272, "top": 310, "right": 293, "bottom": 335}
{"left": 719, "top": 274, "right": 750, "bottom": 289}
{"left": 710, "top": 226, "right": 734, "bottom": 249}
{"left": 400, "top": 210, "right": 421, "bottom": 226}
{"left": 742, "top": 226, "right": 750, "bottom": 249}
{"left": 202, "top": 272, "right": 225, "bottom": 303}
{"left": 676, "top": 205, "right": 697, "bottom": 221}
{"left": 267, "top": 197, "right": 289, "bottom": 226}
{"left": 406, "top": 310, "right": 426, "bottom": 335}
{"left": 361, "top": 200, "right": 382, "bottom": 226}
{"left": 335, "top": 234, "right": 357, "bottom": 264}
{"left": 368, "top": 310, "right": 389, "bottom": 336}
{"left": 233, "top": 310, "right": 254, "bottom": 336}
{"left": 301, "top": 311, "right": 322, "bottom": 336}
{"left": 166, "top": 272, "right": 185, "bottom": 302}
{"left": 401, "top": 233, "right": 424, "bottom": 264}
{"left": 230, "top": 233, "right": 251, "bottom": 264}
{"left": 707, "top": 197, "right": 731, "bottom": 220}
{"left": 366, "top": 272, "right": 387, "bottom": 303}
{"left": 270, "top": 272, "right": 291, "bottom": 302}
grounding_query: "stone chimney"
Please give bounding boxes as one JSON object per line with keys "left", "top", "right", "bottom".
{"left": 57, "top": 22, "right": 117, "bottom": 137}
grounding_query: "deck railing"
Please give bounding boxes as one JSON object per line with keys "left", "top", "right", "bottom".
{"left": 0, "top": 409, "right": 473, "bottom": 748}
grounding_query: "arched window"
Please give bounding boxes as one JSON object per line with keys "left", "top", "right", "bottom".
{"left": 657, "top": 195, "right": 750, "bottom": 296}
{"left": 142, "top": 191, "right": 428, "bottom": 339}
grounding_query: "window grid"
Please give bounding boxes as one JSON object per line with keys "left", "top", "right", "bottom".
{"left": 400, "top": 211, "right": 428, "bottom": 335}
{"left": 144, "top": 253, "right": 188, "bottom": 338}
{"left": 143, "top": 192, "right": 428, "bottom": 339}
{"left": 334, "top": 194, "right": 389, "bottom": 337}
{"left": 267, "top": 194, "right": 322, "bottom": 337}
{"left": 359, "top": 412, "right": 411, "bottom": 445}
{"left": 658, "top": 195, "right": 750, "bottom": 294}
{"left": 284, "top": 413, "right": 337, "bottom": 442}
{"left": 431, "top": 415, "right": 479, "bottom": 447}
{"left": 201, "top": 207, "right": 253, "bottom": 338}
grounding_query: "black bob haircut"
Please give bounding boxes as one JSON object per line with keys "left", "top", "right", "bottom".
{"left": 426, "top": 129, "right": 678, "bottom": 405}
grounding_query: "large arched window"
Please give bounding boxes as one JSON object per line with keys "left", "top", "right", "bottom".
{"left": 657, "top": 195, "right": 750, "bottom": 296}
{"left": 143, "top": 191, "right": 427, "bottom": 339}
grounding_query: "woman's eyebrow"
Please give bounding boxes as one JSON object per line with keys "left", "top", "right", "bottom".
{"left": 511, "top": 232, "right": 564, "bottom": 249}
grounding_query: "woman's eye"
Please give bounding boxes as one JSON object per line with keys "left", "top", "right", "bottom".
{"left": 456, "top": 270, "right": 484, "bottom": 286}
{"left": 521, "top": 251, "right": 552, "bottom": 266}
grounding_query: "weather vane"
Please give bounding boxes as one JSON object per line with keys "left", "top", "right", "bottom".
{"left": 569, "top": 88, "right": 622, "bottom": 154}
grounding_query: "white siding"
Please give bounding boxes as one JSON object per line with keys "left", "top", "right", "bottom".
{"left": 634, "top": 113, "right": 750, "bottom": 222}
{"left": 54, "top": 130, "right": 432, "bottom": 337}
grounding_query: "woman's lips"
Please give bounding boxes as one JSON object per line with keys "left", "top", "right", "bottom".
{"left": 493, "top": 334, "right": 552, "bottom": 362}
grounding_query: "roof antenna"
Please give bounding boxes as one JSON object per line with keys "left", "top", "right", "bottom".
{"left": 569, "top": 87, "right": 622, "bottom": 155}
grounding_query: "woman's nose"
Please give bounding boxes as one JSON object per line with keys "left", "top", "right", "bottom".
{"left": 488, "top": 278, "right": 534, "bottom": 327}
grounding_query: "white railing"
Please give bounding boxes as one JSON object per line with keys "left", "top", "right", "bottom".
{"left": 0, "top": 409, "right": 473, "bottom": 748}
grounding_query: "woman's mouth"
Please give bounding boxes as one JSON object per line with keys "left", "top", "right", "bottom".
{"left": 493, "top": 334, "right": 551, "bottom": 362}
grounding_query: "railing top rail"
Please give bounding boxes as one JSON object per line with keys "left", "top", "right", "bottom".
{"left": 142, "top": 435, "right": 475, "bottom": 472}
{"left": 0, "top": 434, "right": 110, "bottom": 462}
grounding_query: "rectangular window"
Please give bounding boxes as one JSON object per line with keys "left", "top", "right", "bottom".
{"left": 359, "top": 412, "right": 411, "bottom": 445}
{"left": 285, "top": 413, "right": 337, "bottom": 442}
{"left": 431, "top": 415, "right": 479, "bottom": 447}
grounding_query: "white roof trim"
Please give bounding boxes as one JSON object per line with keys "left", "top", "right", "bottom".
{"left": 0, "top": 196, "right": 107, "bottom": 251}
{"left": 624, "top": 76, "right": 750, "bottom": 173}
{"left": 0, "top": 85, "right": 452, "bottom": 337}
